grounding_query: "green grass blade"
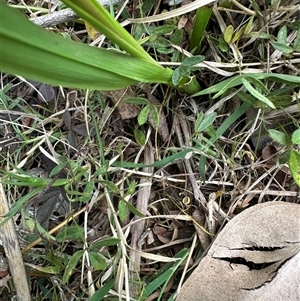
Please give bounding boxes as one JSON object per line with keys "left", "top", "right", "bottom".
{"left": 0, "top": 187, "right": 42, "bottom": 227}
{"left": 0, "top": 3, "right": 173, "bottom": 90}
{"left": 90, "top": 278, "right": 115, "bottom": 301}
{"left": 142, "top": 249, "right": 189, "bottom": 299}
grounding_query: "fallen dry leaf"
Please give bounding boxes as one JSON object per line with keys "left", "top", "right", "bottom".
{"left": 106, "top": 89, "right": 139, "bottom": 120}
{"left": 177, "top": 201, "right": 300, "bottom": 301}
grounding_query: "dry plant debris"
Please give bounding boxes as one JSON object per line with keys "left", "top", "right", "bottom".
{"left": 0, "top": 0, "right": 300, "bottom": 300}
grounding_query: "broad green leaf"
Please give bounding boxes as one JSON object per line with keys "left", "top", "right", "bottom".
{"left": 243, "top": 75, "right": 269, "bottom": 95}
{"left": 150, "top": 104, "right": 159, "bottom": 127}
{"left": 172, "top": 68, "right": 182, "bottom": 86}
{"left": 44, "top": 253, "right": 65, "bottom": 270}
{"left": 138, "top": 105, "right": 150, "bottom": 125}
{"left": 35, "top": 220, "right": 56, "bottom": 241}
{"left": 56, "top": 226, "right": 84, "bottom": 242}
{"left": 268, "top": 95, "right": 292, "bottom": 107}
{"left": 258, "top": 32, "right": 275, "bottom": 39}
{"left": 153, "top": 24, "right": 176, "bottom": 35}
{"left": 237, "top": 90, "right": 256, "bottom": 105}
{"left": 172, "top": 66, "right": 201, "bottom": 93}
{"left": 292, "top": 129, "right": 300, "bottom": 145}
{"left": 118, "top": 200, "right": 128, "bottom": 221}
{"left": 213, "top": 76, "right": 241, "bottom": 99}
{"left": 49, "top": 160, "right": 68, "bottom": 177}
{"left": 272, "top": 42, "right": 293, "bottom": 54}
{"left": 268, "top": 129, "right": 291, "bottom": 146}
{"left": 170, "top": 29, "right": 183, "bottom": 62}
{"left": 134, "top": 128, "right": 146, "bottom": 145}
{"left": 181, "top": 55, "right": 205, "bottom": 68}
{"left": 232, "top": 25, "right": 246, "bottom": 43}
{"left": 196, "top": 112, "right": 217, "bottom": 133}
{"left": 277, "top": 26, "right": 287, "bottom": 44}
{"left": 293, "top": 30, "right": 300, "bottom": 51}
{"left": 289, "top": 20, "right": 300, "bottom": 30}
{"left": 89, "top": 252, "right": 108, "bottom": 271}
{"left": 218, "top": 36, "right": 229, "bottom": 52}
{"left": 100, "top": 180, "right": 119, "bottom": 193}
{"left": 126, "top": 97, "right": 150, "bottom": 105}
{"left": 0, "top": 2, "right": 173, "bottom": 91}
{"left": 4, "top": 171, "right": 68, "bottom": 187}
{"left": 241, "top": 78, "right": 275, "bottom": 109}
{"left": 126, "top": 180, "right": 137, "bottom": 195}
{"left": 63, "top": 250, "right": 84, "bottom": 283}
{"left": 224, "top": 25, "right": 234, "bottom": 43}
{"left": 288, "top": 150, "right": 300, "bottom": 187}
{"left": 32, "top": 265, "right": 61, "bottom": 274}
{"left": 90, "top": 237, "right": 121, "bottom": 250}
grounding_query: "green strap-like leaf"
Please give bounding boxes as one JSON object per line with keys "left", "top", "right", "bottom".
{"left": 61, "top": 0, "right": 159, "bottom": 65}
{"left": 0, "top": 3, "right": 173, "bottom": 90}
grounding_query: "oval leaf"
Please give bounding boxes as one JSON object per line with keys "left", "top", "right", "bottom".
{"left": 268, "top": 129, "right": 291, "bottom": 146}
{"left": 63, "top": 250, "right": 84, "bottom": 283}
{"left": 242, "top": 78, "right": 275, "bottom": 109}
{"left": 277, "top": 25, "right": 287, "bottom": 44}
{"left": 138, "top": 105, "right": 150, "bottom": 126}
{"left": 89, "top": 252, "right": 108, "bottom": 271}
{"left": 288, "top": 149, "right": 300, "bottom": 187}
{"left": 291, "top": 129, "right": 300, "bottom": 145}
{"left": 134, "top": 128, "right": 146, "bottom": 145}
{"left": 196, "top": 112, "right": 217, "bottom": 133}
{"left": 224, "top": 25, "right": 234, "bottom": 43}
{"left": 272, "top": 42, "right": 293, "bottom": 54}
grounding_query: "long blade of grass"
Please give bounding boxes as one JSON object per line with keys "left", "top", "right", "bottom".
{"left": 0, "top": 3, "right": 173, "bottom": 90}
{"left": 0, "top": 187, "right": 42, "bottom": 227}
{"left": 142, "top": 249, "right": 189, "bottom": 299}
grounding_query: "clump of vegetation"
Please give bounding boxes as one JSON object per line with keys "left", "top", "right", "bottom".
{"left": 0, "top": 0, "right": 299, "bottom": 300}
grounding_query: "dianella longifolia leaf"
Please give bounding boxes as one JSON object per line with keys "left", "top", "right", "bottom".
{"left": 0, "top": 2, "right": 173, "bottom": 90}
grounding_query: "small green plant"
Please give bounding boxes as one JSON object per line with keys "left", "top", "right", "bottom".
{"left": 272, "top": 25, "right": 300, "bottom": 55}
{"left": 268, "top": 128, "right": 300, "bottom": 187}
